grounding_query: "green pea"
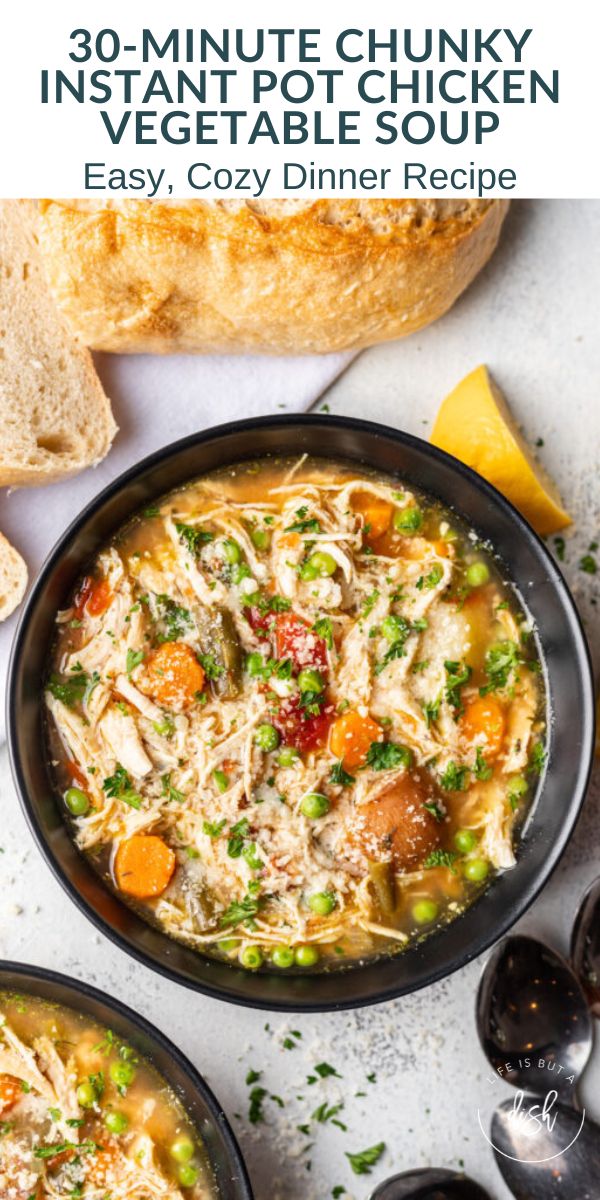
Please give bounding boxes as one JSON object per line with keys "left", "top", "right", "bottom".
{"left": 294, "top": 944, "right": 319, "bottom": 968}
{"left": 254, "top": 723, "right": 280, "bottom": 752}
{"left": 178, "top": 1163, "right": 200, "bottom": 1188}
{"left": 239, "top": 945, "right": 263, "bottom": 970}
{"left": 466, "top": 561, "right": 491, "bottom": 588}
{"left": 394, "top": 506, "right": 423, "bottom": 534}
{"left": 251, "top": 527, "right": 271, "bottom": 551}
{"left": 170, "top": 1135, "right": 195, "bottom": 1164}
{"left": 222, "top": 537, "right": 242, "bottom": 564}
{"left": 277, "top": 746, "right": 300, "bottom": 768}
{"left": 297, "top": 668, "right": 324, "bottom": 694}
{"left": 109, "top": 1060, "right": 136, "bottom": 1091}
{"left": 271, "top": 946, "right": 295, "bottom": 969}
{"left": 308, "top": 892, "right": 336, "bottom": 916}
{"left": 412, "top": 899, "right": 439, "bottom": 925}
{"left": 217, "top": 938, "right": 240, "bottom": 954}
{"left": 300, "top": 792, "right": 330, "bottom": 820}
{"left": 307, "top": 551, "right": 337, "bottom": 577}
{"left": 76, "top": 1080, "right": 96, "bottom": 1108}
{"left": 299, "top": 560, "right": 319, "bottom": 581}
{"left": 381, "top": 615, "right": 406, "bottom": 643}
{"left": 464, "top": 858, "right": 490, "bottom": 882}
{"left": 64, "top": 787, "right": 89, "bottom": 816}
{"left": 105, "top": 1110, "right": 128, "bottom": 1134}
{"left": 454, "top": 828, "right": 478, "bottom": 854}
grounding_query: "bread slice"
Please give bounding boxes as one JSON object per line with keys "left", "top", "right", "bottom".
{"left": 0, "top": 531, "right": 27, "bottom": 620}
{"left": 0, "top": 200, "right": 117, "bottom": 486}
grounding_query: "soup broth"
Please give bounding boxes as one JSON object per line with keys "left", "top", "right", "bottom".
{"left": 45, "top": 457, "right": 546, "bottom": 972}
{"left": 0, "top": 989, "right": 215, "bottom": 1197}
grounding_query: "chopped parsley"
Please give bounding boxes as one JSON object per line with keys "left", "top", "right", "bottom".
{"left": 125, "top": 648, "right": 144, "bottom": 675}
{"left": 579, "top": 553, "right": 597, "bottom": 575}
{"left": 422, "top": 696, "right": 441, "bottom": 728}
{"left": 345, "top": 1142, "right": 386, "bottom": 1175}
{"left": 175, "top": 520, "right": 214, "bottom": 555}
{"left": 248, "top": 1086, "right": 267, "bottom": 1124}
{"left": 102, "top": 765, "right": 142, "bottom": 810}
{"left": 553, "top": 536, "right": 566, "bottom": 562}
{"left": 46, "top": 667, "right": 100, "bottom": 709}
{"left": 155, "top": 594, "right": 193, "bottom": 641}
{"left": 444, "top": 660, "right": 472, "bottom": 716}
{"left": 34, "top": 1139, "right": 98, "bottom": 1160}
{"left": 329, "top": 760, "right": 355, "bottom": 787}
{"left": 161, "top": 772, "right": 184, "bottom": 803}
{"left": 203, "top": 818, "right": 226, "bottom": 839}
{"left": 416, "top": 563, "right": 444, "bottom": 591}
{"left": 307, "top": 1062, "right": 342, "bottom": 1083}
{"left": 479, "top": 640, "right": 523, "bottom": 695}
{"left": 473, "top": 747, "right": 493, "bottom": 781}
{"left": 285, "top": 507, "right": 321, "bottom": 534}
{"left": 528, "top": 741, "right": 546, "bottom": 775}
{"left": 312, "top": 1101, "right": 346, "bottom": 1128}
{"left": 423, "top": 799, "right": 445, "bottom": 822}
{"left": 313, "top": 616, "right": 333, "bottom": 649}
{"left": 227, "top": 818, "right": 250, "bottom": 858}
{"left": 219, "top": 884, "right": 262, "bottom": 929}
{"left": 439, "top": 761, "right": 470, "bottom": 792}
{"left": 365, "top": 741, "right": 412, "bottom": 771}
{"left": 198, "top": 652, "right": 224, "bottom": 680}
{"left": 424, "top": 849, "right": 459, "bottom": 873}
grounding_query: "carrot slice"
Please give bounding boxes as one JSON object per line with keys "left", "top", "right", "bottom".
{"left": 329, "top": 710, "right": 383, "bottom": 771}
{"left": 0, "top": 1073, "right": 22, "bottom": 1113}
{"left": 351, "top": 492, "right": 393, "bottom": 540}
{"left": 460, "top": 695, "right": 506, "bottom": 759}
{"left": 114, "top": 834, "right": 176, "bottom": 899}
{"left": 142, "top": 642, "right": 205, "bottom": 710}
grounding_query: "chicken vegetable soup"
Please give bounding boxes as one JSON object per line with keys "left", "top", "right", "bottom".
{"left": 45, "top": 457, "right": 546, "bottom": 971}
{"left": 0, "top": 990, "right": 215, "bottom": 1198}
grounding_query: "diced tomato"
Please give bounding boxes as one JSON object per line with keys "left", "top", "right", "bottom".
{"left": 73, "top": 575, "right": 112, "bottom": 619}
{"left": 274, "top": 696, "right": 334, "bottom": 752}
{"left": 245, "top": 606, "right": 275, "bottom": 638}
{"left": 275, "top": 612, "right": 328, "bottom": 673}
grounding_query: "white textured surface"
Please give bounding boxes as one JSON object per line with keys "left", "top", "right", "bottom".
{"left": 0, "top": 200, "right": 599, "bottom": 1200}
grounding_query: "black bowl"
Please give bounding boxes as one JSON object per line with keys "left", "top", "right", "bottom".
{"left": 7, "top": 416, "right": 595, "bottom": 1011}
{"left": 0, "top": 960, "right": 253, "bottom": 1199}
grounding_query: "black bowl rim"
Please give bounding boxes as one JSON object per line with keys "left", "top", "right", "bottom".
{"left": 6, "top": 414, "right": 596, "bottom": 1012}
{"left": 0, "top": 959, "right": 254, "bottom": 1199}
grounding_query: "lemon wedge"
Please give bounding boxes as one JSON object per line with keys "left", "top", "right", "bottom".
{"left": 430, "top": 365, "right": 571, "bottom": 536}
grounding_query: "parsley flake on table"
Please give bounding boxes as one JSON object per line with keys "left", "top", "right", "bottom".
{"left": 345, "top": 1142, "right": 386, "bottom": 1175}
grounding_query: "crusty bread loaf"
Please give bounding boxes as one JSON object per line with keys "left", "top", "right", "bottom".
{"left": 38, "top": 198, "right": 509, "bottom": 356}
{"left": 0, "top": 531, "right": 27, "bottom": 621}
{"left": 0, "top": 200, "right": 117, "bottom": 486}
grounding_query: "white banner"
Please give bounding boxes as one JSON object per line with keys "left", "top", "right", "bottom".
{"left": 1, "top": 0, "right": 599, "bottom": 198}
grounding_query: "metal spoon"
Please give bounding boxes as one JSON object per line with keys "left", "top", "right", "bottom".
{"left": 476, "top": 935, "right": 593, "bottom": 1102}
{"left": 369, "top": 1168, "right": 491, "bottom": 1199}
{"left": 571, "top": 876, "right": 600, "bottom": 1016}
{"left": 489, "top": 1093, "right": 600, "bottom": 1198}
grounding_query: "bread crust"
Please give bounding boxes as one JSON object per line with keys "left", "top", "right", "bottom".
{"left": 38, "top": 198, "right": 509, "bottom": 355}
